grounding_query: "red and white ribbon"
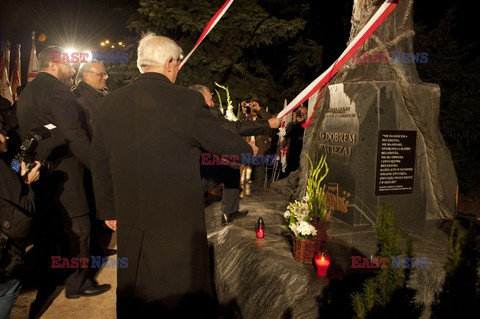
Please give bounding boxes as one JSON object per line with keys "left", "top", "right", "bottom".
{"left": 179, "top": 0, "right": 235, "bottom": 70}
{"left": 277, "top": 0, "right": 399, "bottom": 123}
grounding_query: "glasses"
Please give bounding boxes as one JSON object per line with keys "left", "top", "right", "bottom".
{"left": 86, "top": 71, "right": 108, "bottom": 79}
{"left": 175, "top": 54, "right": 184, "bottom": 63}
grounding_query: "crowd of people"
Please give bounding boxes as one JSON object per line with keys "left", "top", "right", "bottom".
{"left": 0, "top": 33, "right": 306, "bottom": 318}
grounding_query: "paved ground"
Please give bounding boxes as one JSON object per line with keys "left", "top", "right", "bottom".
{"left": 10, "top": 235, "right": 118, "bottom": 319}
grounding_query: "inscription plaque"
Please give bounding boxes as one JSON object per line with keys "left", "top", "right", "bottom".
{"left": 375, "top": 130, "right": 417, "bottom": 195}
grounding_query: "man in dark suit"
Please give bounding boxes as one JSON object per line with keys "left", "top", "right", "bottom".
{"left": 249, "top": 98, "right": 274, "bottom": 185}
{"left": 91, "top": 33, "right": 253, "bottom": 318}
{"left": 72, "top": 62, "right": 116, "bottom": 259}
{"left": 72, "top": 62, "right": 109, "bottom": 137}
{"left": 190, "top": 84, "right": 281, "bottom": 223}
{"left": 16, "top": 47, "right": 110, "bottom": 310}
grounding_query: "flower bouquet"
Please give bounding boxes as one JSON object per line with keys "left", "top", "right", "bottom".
{"left": 284, "top": 153, "right": 330, "bottom": 263}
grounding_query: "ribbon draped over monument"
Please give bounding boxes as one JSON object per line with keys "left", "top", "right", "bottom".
{"left": 277, "top": 0, "right": 399, "bottom": 126}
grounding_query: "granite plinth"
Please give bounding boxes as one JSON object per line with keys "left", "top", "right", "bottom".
{"left": 207, "top": 185, "right": 451, "bottom": 318}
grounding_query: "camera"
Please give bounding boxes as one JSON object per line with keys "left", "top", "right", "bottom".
{"left": 295, "top": 110, "right": 304, "bottom": 118}
{"left": 244, "top": 103, "right": 251, "bottom": 114}
{"left": 11, "top": 125, "right": 55, "bottom": 174}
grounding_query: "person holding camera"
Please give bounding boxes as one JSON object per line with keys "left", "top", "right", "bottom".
{"left": 283, "top": 105, "right": 307, "bottom": 177}
{"left": 190, "top": 85, "right": 281, "bottom": 224}
{"left": 0, "top": 124, "right": 40, "bottom": 319}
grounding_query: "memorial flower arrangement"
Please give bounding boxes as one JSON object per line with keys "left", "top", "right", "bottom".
{"left": 214, "top": 82, "right": 238, "bottom": 121}
{"left": 284, "top": 153, "right": 330, "bottom": 241}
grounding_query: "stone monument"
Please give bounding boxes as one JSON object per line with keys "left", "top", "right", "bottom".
{"left": 297, "top": 0, "right": 457, "bottom": 225}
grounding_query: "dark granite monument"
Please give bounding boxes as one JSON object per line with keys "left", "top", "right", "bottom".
{"left": 298, "top": 0, "right": 457, "bottom": 225}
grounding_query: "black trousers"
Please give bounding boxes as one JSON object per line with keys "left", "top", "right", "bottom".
{"left": 64, "top": 214, "right": 93, "bottom": 294}
{"left": 200, "top": 165, "right": 241, "bottom": 215}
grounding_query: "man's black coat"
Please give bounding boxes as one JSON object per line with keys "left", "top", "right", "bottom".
{"left": 72, "top": 81, "right": 107, "bottom": 138}
{"left": 16, "top": 72, "right": 91, "bottom": 218}
{"left": 91, "top": 73, "right": 251, "bottom": 315}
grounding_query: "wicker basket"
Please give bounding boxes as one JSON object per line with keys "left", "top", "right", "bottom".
{"left": 292, "top": 220, "right": 330, "bottom": 264}
{"left": 293, "top": 237, "right": 320, "bottom": 264}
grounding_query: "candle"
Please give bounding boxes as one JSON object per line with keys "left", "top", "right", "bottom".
{"left": 314, "top": 252, "right": 331, "bottom": 277}
{"left": 255, "top": 217, "right": 265, "bottom": 239}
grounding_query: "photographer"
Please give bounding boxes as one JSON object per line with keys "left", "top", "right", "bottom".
{"left": 283, "top": 105, "right": 307, "bottom": 177}
{"left": 0, "top": 125, "right": 40, "bottom": 318}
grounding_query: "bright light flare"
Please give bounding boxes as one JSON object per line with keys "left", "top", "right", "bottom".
{"left": 65, "top": 48, "right": 76, "bottom": 55}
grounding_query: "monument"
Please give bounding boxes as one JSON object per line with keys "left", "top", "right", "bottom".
{"left": 298, "top": 0, "right": 457, "bottom": 225}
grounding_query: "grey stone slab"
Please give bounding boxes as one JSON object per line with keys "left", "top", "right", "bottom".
{"left": 207, "top": 186, "right": 450, "bottom": 318}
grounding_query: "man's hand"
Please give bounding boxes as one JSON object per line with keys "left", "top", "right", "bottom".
{"left": 268, "top": 118, "right": 281, "bottom": 129}
{"left": 249, "top": 141, "right": 259, "bottom": 156}
{"left": 21, "top": 161, "right": 41, "bottom": 184}
{"left": 105, "top": 220, "right": 117, "bottom": 231}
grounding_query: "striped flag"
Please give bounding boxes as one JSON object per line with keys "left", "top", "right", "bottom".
{"left": 0, "top": 49, "right": 14, "bottom": 105}
{"left": 10, "top": 44, "right": 21, "bottom": 101}
{"left": 179, "top": 0, "right": 234, "bottom": 70}
{"left": 277, "top": 0, "right": 399, "bottom": 125}
{"left": 27, "top": 31, "right": 39, "bottom": 83}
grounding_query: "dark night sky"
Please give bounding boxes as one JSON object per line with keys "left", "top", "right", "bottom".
{"left": 0, "top": 0, "right": 137, "bottom": 81}
{"left": 0, "top": 0, "right": 476, "bottom": 83}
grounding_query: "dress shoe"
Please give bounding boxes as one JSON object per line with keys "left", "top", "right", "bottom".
{"left": 221, "top": 213, "right": 233, "bottom": 225}
{"left": 231, "top": 210, "right": 249, "bottom": 219}
{"left": 66, "top": 284, "right": 111, "bottom": 299}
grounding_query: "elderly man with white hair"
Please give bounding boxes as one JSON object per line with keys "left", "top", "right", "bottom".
{"left": 73, "top": 62, "right": 109, "bottom": 136}
{"left": 91, "top": 33, "right": 253, "bottom": 317}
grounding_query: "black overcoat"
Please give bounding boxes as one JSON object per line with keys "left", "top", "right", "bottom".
{"left": 91, "top": 73, "right": 251, "bottom": 314}
{"left": 16, "top": 72, "right": 91, "bottom": 218}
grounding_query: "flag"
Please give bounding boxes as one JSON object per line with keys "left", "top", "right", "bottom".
{"left": 27, "top": 31, "right": 39, "bottom": 83}
{"left": 0, "top": 48, "right": 14, "bottom": 105}
{"left": 10, "top": 44, "right": 21, "bottom": 101}
{"left": 3, "top": 41, "right": 11, "bottom": 79}
{"left": 278, "top": 99, "right": 292, "bottom": 172}
{"left": 277, "top": 0, "right": 399, "bottom": 125}
{"left": 179, "top": 0, "right": 234, "bottom": 70}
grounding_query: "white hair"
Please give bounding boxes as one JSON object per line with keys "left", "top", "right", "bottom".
{"left": 136, "top": 33, "right": 183, "bottom": 73}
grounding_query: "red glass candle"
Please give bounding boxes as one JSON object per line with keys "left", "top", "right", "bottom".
{"left": 314, "top": 252, "right": 331, "bottom": 277}
{"left": 255, "top": 217, "right": 265, "bottom": 239}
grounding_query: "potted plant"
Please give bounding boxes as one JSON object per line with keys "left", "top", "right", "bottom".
{"left": 284, "top": 153, "right": 330, "bottom": 263}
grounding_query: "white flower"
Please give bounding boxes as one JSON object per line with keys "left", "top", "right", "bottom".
{"left": 296, "top": 221, "right": 317, "bottom": 237}
{"left": 284, "top": 211, "right": 291, "bottom": 218}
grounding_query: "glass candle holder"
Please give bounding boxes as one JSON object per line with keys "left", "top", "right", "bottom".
{"left": 314, "top": 251, "right": 331, "bottom": 277}
{"left": 255, "top": 217, "right": 265, "bottom": 239}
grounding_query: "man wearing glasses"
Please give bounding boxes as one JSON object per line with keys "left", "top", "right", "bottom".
{"left": 16, "top": 47, "right": 110, "bottom": 315}
{"left": 73, "top": 62, "right": 109, "bottom": 137}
